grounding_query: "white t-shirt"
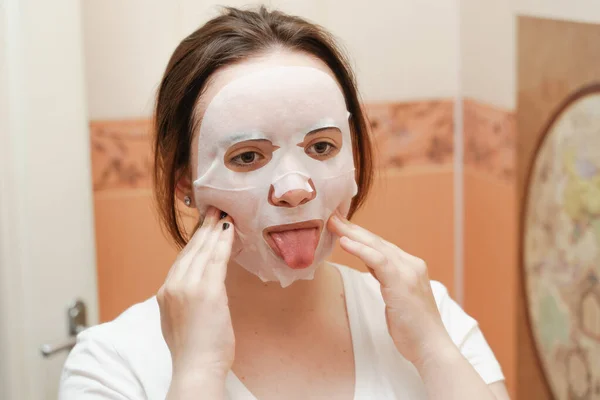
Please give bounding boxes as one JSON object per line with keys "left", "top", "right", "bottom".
{"left": 59, "top": 264, "right": 504, "bottom": 399}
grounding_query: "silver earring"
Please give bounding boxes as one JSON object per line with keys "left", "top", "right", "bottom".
{"left": 184, "top": 196, "right": 192, "bottom": 207}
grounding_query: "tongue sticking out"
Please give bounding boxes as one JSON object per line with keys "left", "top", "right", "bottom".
{"left": 270, "top": 228, "right": 319, "bottom": 269}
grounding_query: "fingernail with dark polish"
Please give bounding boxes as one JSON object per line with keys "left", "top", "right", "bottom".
{"left": 223, "top": 222, "right": 230, "bottom": 230}
{"left": 220, "top": 211, "right": 228, "bottom": 219}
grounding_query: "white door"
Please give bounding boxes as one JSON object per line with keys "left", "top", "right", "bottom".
{"left": 0, "top": 1, "right": 99, "bottom": 399}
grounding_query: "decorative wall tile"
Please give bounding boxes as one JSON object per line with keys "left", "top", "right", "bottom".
{"left": 89, "top": 100, "right": 457, "bottom": 193}
{"left": 364, "top": 100, "right": 454, "bottom": 169}
{"left": 90, "top": 119, "right": 153, "bottom": 191}
{"left": 463, "top": 98, "right": 516, "bottom": 180}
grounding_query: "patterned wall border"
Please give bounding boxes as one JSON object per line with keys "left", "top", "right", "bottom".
{"left": 90, "top": 119, "right": 153, "bottom": 191}
{"left": 364, "top": 100, "right": 454, "bottom": 169}
{"left": 463, "top": 98, "right": 516, "bottom": 181}
{"left": 89, "top": 100, "right": 456, "bottom": 191}
{"left": 89, "top": 104, "right": 516, "bottom": 187}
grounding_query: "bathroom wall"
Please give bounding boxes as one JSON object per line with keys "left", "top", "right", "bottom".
{"left": 83, "top": 2, "right": 600, "bottom": 398}
{"left": 309, "top": 0, "right": 460, "bottom": 299}
{"left": 459, "top": 0, "right": 517, "bottom": 396}
{"left": 83, "top": 0, "right": 461, "bottom": 323}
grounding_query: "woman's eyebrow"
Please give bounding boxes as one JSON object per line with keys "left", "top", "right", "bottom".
{"left": 304, "top": 126, "right": 342, "bottom": 137}
{"left": 297, "top": 126, "right": 342, "bottom": 146}
{"left": 218, "top": 132, "right": 270, "bottom": 147}
{"left": 224, "top": 138, "right": 280, "bottom": 155}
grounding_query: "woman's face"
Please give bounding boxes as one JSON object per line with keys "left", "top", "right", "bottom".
{"left": 189, "top": 50, "right": 357, "bottom": 287}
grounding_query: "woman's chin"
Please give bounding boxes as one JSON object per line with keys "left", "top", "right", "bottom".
{"left": 282, "top": 254, "right": 315, "bottom": 270}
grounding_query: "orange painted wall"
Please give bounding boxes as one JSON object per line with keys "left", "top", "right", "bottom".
{"left": 95, "top": 168, "right": 456, "bottom": 321}
{"left": 462, "top": 99, "right": 517, "bottom": 397}
{"left": 331, "top": 168, "right": 455, "bottom": 294}
{"left": 92, "top": 101, "right": 458, "bottom": 321}
{"left": 463, "top": 168, "right": 517, "bottom": 397}
{"left": 94, "top": 190, "right": 177, "bottom": 322}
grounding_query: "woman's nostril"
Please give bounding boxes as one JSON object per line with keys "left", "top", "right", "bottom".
{"left": 270, "top": 188, "right": 316, "bottom": 208}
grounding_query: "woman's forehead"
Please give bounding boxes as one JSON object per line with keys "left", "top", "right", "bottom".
{"left": 195, "top": 50, "right": 338, "bottom": 119}
{"left": 198, "top": 66, "right": 348, "bottom": 147}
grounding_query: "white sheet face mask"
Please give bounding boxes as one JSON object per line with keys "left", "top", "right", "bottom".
{"left": 192, "top": 66, "right": 357, "bottom": 287}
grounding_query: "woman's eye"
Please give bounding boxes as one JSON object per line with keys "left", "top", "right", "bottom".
{"left": 306, "top": 141, "right": 336, "bottom": 157}
{"left": 231, "top": 151, "right": 264, "bottom": 166}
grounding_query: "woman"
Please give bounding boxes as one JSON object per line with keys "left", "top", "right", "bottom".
{"left": 60, "top": 6, "right": 510, "bottom": 400}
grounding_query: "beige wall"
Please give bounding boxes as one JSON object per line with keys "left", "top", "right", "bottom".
{"left": 516, "top": 0, "right": 600, "bottom": 23}
{"left": 82, "top": 0, "right": 459, "bottom": 119}
{"left": 321, "top": 0, "right": 459, "bottom": 102}
{"left": 459, "top": 0, "right": 600, "bottom": 111}
{"left": 460, "top": 0, "right": 515, "bottom": 109}
{"left": 82, "top": 0, "right": 181, "bottom": 119}
{"left": 460, "top": 0, "right": 600, "bottom": 112}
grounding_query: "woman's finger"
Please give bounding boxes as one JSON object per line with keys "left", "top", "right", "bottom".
{"left": 202, "top": 220, "right": 235, "bottom": 294}
{"left": 339, "top": 236, "right": 387, "bottom": 269}
{"left": 166, "top": 207, "right": 220, "bottom": 283}
{"left": 339, "top": 235, "right": 407, "bottom": 288}
{"left": 328, "top": 211, "right": 386, "bottom": 252}
{"left": 184, "top": 214, "right": 231, "bottom": 285}
{"left": 329, "top": 211, "right": 418, "bottom": 262}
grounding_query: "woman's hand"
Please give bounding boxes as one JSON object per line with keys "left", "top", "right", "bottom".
{"left": 328, "top": 211, "right": 507, "bottom": 399}
{"left": 158, "top": 207, "right": 235, "bottom": 399}
{"left": 327, "top": 210, "right": 454, "bottom": 367}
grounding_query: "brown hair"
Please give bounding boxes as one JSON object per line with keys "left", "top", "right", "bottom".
{"left": 153, "top": 6, "right": 374, "bottom": 249}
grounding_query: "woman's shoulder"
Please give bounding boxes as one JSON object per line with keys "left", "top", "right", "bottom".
{"left": 83, "top": 296, "right": 163, "bottom": 346}
{"left": 332, "top": 263, "right": 478, "bottom": 341}
{"left": 59, "top": 297, "right": 171, "bottom": 399}
{"left": 65, "top": 296, "right": 167, "bottom": 367}
{"left": 333, "top": 263, "right": 504, "bottom": 384}
{"left": 332, "top": 263, "right": 455, "bottom": 306}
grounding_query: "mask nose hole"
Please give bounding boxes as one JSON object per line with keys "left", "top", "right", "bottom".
{"left": 268, "top": 179, "right": 316, "bottom": 207}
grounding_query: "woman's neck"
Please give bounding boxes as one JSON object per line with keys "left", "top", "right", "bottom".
{"left": 225, "top": 261, "right": 341, "bottom": 328}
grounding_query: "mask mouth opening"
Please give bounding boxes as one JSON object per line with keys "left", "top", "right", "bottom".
{"left": 262, "top": 219, "right": 324, "bottom": 270}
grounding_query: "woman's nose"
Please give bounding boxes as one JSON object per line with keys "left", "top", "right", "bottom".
{"left": 269, "top": 184, "right": 316, "bottom": 207}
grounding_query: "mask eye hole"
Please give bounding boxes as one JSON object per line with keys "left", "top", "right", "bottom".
{"left": 231, "top": 151, "right": 263, "bottom": 166}
{"left": 305, "top": 141, "right": 338, "bottom": 159}
{"left": 298, "top": 127, "right": 342, "bottom": 161}
{"left": 224, "top": 139, "right": 278, "bottom": 172}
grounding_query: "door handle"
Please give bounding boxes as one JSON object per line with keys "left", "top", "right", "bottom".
{"left": 40, "top": 299, "right": 88, "bottom": 358}
{"left": 40, "top": 338, "right": 78, "bottom": 357}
